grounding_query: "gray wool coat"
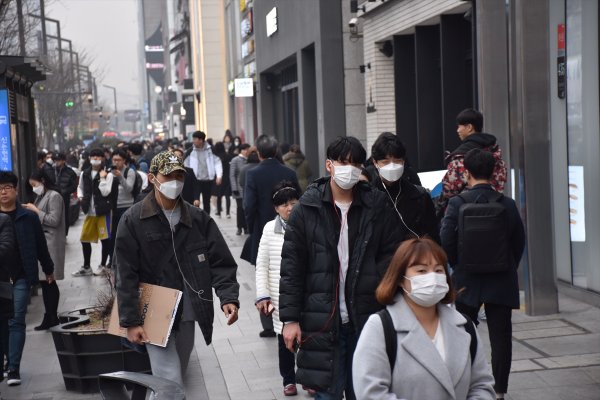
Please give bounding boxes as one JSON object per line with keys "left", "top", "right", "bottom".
{"left": 353, "top": 295, "right": 495, "bottom": 400}
{"left": 34, "top": 189, "right": 65, "bottom": 280}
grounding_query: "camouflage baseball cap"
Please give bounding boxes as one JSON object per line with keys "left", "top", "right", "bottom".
{"left": 149, "top": 150, "right": 187, "bottom": 175}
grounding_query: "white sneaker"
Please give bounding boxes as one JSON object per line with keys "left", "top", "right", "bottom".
{"left": 72, "top": 266, "right": 93, "bottom": 277}
{"left": 93, "top": 265, "right": 109, "bottom": 276}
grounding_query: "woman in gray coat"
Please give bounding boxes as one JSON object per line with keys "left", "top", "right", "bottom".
{"left": 353, "top": 238, "right": 495, "bottom": 400}
{"left": 23, "top": 170, "right": 65, "bottom": 330}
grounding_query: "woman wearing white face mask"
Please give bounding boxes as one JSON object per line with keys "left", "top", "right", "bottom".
{"left": 352, "top": 238, "right": 495, "bottom": 400}
{"left": 22, "top": 170, "right": 65, "bottom": 330}
{"left": 363, "top": 132, "right": 439, "bottom": 242}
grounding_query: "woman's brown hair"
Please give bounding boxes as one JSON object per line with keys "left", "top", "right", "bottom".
{"left": 375, "top": 237, "right": 455, "bottom": 305}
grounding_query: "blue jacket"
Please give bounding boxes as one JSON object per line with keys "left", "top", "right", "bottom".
{"left": 243, "top": 158, "right": 298, "bottom": 264}
{"left": 14, "top": 204, "right": 54, "bottom": 285}
{"left": 440, "top": 184, "right": 525, "bottom": 309}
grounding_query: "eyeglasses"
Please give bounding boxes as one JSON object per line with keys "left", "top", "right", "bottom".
{"left": 0, "top": 185, "right": 15, "bottom": 193}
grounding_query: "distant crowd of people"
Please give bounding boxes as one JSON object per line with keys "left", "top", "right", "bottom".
{"left": 0, "top": 108, "right": 525, "bottom": 400}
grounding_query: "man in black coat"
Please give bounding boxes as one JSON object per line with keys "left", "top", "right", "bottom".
{"left": 243, "top": 135, "right": 298, "bottom": 337}
{"left": 51, "top": 152, "right": 78, "bottom": 236}
{"left": 114, "top": 151, "right": 239, "bottom": 393}
{"left": 279, "top": 137, "right": 403, "bottom": 399}
{"left": 440, "top": 149, "right": 525, "bottom": 399}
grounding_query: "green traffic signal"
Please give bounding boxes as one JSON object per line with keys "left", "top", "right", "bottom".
{"left": 65, "top": 100, "right": 74, "bottom": 108}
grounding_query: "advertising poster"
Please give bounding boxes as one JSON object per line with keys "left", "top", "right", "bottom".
{"left": 568, "top": 165, "right": 585, "bottom": 242}
{"left": 0, "top": 89, "right": 12, "bottom": 171}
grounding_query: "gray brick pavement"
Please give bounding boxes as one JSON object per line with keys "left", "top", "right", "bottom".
{"left": 5, "top": 203, "right": 600, "bottom": 399}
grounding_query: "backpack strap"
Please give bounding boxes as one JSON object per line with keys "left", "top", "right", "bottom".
{"left": 460, "top": 313, "right": 478, "bottom": 365}
{"left": 377, "top": 309, "right": 397, "bottom": 370}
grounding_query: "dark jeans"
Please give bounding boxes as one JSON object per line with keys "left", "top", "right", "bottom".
{"left": 235, "top": 199, "right": 247, "bottom": 230}
{"left": 315, "top": 322, "right": 357, "bottom": 400}
{"left": 8, "top": 278, "right": 29, "bottom": 372}
{"left": 456, "top": 302, "right": 513, "bottom": 394}
{"left": 278, "top": 334, "right": 296, "bottom": 386}
{"left": 63, "top": 196, "right": 70, "bottom": 236}
{"left": 107, "top": 207, "right": 128, "bottom": 266}
{"left": 194, "top": 179, "right": 213, "bottom": 214}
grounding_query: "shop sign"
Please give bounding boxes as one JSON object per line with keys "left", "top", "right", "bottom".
{"left": 0, "top": 90, "right": 12, "bottom": 171}
{"left": 241, "top": 11, "right": 253, "bottom": 39}
{"left": 557, "top": 24, "right": 566, "bottom": 99}
{"left": 240, "top": 0, "right": 246, "bottom": 12}
{"left": 243, "top": 61, "right": 256, "bottom": 78}
{"left": 242, "top": 39, "right": 255, "bottom": 58}
{"left": 266, "top": 7, "right": 278, "bottom": 37}
{"left": 234, "top": 78, "right": 254, "bottom": 97}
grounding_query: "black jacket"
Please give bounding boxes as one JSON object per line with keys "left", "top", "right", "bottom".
{"left": 364, "top": 164, "right": 439, "bottom": 243}
{"left": 114, "top": 193, "right": 240, "bottom": 345}
{"left": 279, "top": 178, "right": 403, "bottom": 392}
{"left": 53, "top": 165, "right": 78, "bottom": 200}
{"left": 0, "top": 214, "right": 16, "bottom": 319}
{"left": 243, "top": 158, "right": 298, "bottom": 264}
{"left": 440, "top": 184, "right": 525, "bottom": 309}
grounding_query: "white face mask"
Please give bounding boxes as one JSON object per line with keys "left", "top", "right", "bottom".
{"left": 403, "top": 272, "right": 449, "bottom": 307}
{"left": 377, "top": 162, "right": 404, "bottom": 183}
{"left": 32, "top": 185, "right": 45, "bottom": 196}
{"left": 46, "top": 159, "right": 54, "bottom": 166}
{"left": 90, "top": 159, "right": 102, "bottom": 167}
{"left": 156, "top": 178, "right": 184, "bottom": 200}
{"left": 331, "top": 162, "right": 362, "bottom": 190}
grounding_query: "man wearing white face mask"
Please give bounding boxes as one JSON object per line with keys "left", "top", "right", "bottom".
{"left": 114, "top": 151, "right": 240, "bottom": 394}
{"left": 363, "top": 132, "right": 439, "bottom": 242}
{"left": 280, "top": 136, "right": 403, "bottom": 400}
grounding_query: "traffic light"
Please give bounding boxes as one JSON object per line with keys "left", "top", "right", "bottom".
{"left": 65, "top": 100, "right": 74, "bottom": 108}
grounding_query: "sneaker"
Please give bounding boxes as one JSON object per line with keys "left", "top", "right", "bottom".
{"left": 236, "top": 228, "right": 242, "bottom": 235}
{"left": 93, "top": 265, "right": 109, "bottom": 276}
{"left": 7, "top": 370, "right": 20, "bottom": 386}
{"left": 478, "top": 308, "right": 487, "bottom": 321}
{"left": 226, "top": 214, "right": 231, "bottom": 219}
{"left": 72, "top": 266, "right": 93, "bottom": 277}
{"left": 283, "top": 383, "right": 297, "bottom": 396}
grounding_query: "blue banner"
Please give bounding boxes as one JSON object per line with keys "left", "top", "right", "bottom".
{"left": 0, "top": 90, "right": 12, "bottom": 171}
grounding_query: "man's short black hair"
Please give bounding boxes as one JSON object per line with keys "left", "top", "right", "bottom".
{"left": 271, "top": 180, "right": 300, "bottom": 207}
{"left": 192, "top": 131, "right": 206, "bottom": 141}
{"left": 464, "top": 149, "right": 495, "bottom": 180}
{"left": 0, "top": 171, "right": 18, "bottom": 187}
{"left": 239, "top": 143, "right": 251, "bottom": 151}
{"left": 89, "top": 148, "right": 104, "bottom": 158}
{"left": 256, "top": 135, "right": 278, "bottom": 159}
{"left": 371, "top": 132, "right": 406, "bottom": 161}
{"left": 128, "top": 142, "right": 143, "bottom": 156}
{"left": 326, "top": 136, "right": 366, "bottom": 164}
{"left": 53, "top": 152, "right": 67, "bottom": 161}
{"left": 112, "top": 148, "right": 128, "bottom": 160}
{"left": 456, "top": 108, "right": 483, "bottom": 132}
{"left": 37, "top": 151, "right": 47, "bottom": 162}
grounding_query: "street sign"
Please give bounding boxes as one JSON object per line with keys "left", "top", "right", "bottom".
{"left": 124, "top": 109, "right": 142, "bottom": 122}
{"left": 0, "top": 90, "right": 12, "bottom": 171}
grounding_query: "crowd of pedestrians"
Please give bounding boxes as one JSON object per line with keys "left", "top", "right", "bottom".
{"left": 0, "top": 108, "right": 525, "bottom": 400}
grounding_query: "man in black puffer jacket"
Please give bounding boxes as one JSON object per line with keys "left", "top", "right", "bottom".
{"left": 279, "top": 137, "right": 403, "bottom": 399}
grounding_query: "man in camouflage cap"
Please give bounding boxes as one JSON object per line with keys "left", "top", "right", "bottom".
{"left": 113, "top": 150, "right": 240, "bottom": 391}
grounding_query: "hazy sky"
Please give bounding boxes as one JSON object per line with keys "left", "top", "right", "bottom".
{"left": 48, "top": 0, "right": 141, "bottom": 110}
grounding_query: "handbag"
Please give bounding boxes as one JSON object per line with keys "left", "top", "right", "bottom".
{"left": 0, "top": 281, "right": 13, "bottom": 301}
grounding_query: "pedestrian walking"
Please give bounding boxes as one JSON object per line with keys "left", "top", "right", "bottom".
{"left": 441, "top": 149, "right": 526, "bottom": 399}
{"left": 172, "top": 148, "right": 198, "bottom": 206}
{"left": 50, "top": 152, "right": 77, "bottom": 236}
{"left": 73, "top": 148, "right": 118, "bottom": 277}
{"left": 183, "top": 131, "right": 223, "bottom": 214}
{"left": 114, "top": 151, "right": 240, "bottom": 393}
{"left": 230, "top": 143, "right": 251, "bottom": 235}
{"left": 255, "top": 181, "right": 307, "bottom": 397}
{"left": 0, "top": 172, "right": 54, "bottom": 386}
{"left": 283, "top": 144, "right": 312, "bottom": 193}
{"left": 0, "top": 213, "right": 17, "bottom": 392}
{"left": 363, "top": 132, "right": 439, "bottom": 242}
{"left": 23, "top": 170, "right": 64, "bottom": 330}
{"left": 213, "top": 142, "right": 233, "bottom": 218}
{"left": 352, "top": 238, "right": 495, "bottom": 400}
{"left": 279, "top": 136, "right": 403, "bottom": 399}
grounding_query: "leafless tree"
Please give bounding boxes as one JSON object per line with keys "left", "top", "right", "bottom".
{"left": 0, "top": 0, "right": 51, "bottom": 56}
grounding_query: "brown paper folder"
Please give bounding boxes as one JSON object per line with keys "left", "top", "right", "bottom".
{"left": 108, "top": 283, "right": 182, "bottom": 347}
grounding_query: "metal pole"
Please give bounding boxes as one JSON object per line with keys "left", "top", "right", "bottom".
{"left": 39, "top": 0, "right": 48, "bottom": 57}
{"left": 31, "top": 16, "right": 62, "bottom": 74}
{"left": 16, "top": 0, "right": 26, "bottom": 56}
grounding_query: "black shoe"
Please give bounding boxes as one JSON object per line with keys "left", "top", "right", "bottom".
{"left": 7, "top": 370, "right": 20, "bottom": 386}
{"left": 243, "top": 229, "right": 249, "bottom": 235}
{"left": 34, "top": 315, "right": 59, "bottom": 331}
{"left": 34, "top": 315, "right": 49, "bottom": 331}
{"left": 236, "top": 229, "right": 242, "bottom": 235}
{"left": 259, "top": 329, "right": 276, "bottom": 338}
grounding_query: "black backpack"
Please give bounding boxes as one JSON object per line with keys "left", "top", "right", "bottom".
{"left": 378, "top": 308, "right": 477, "bottom": 371}
{"left": 124, "top": 167, "right": 143, "bottom": 200}
{"left": 457, "top": 191, "right": 510, "bottom": 274}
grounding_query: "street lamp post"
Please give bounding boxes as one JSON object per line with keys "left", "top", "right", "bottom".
{"left": 102, "top": 84, "right": 118, "bottom": 131}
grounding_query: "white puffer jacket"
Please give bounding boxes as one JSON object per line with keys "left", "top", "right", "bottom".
{"left": 255, "top": 216, "right": 285, "bottom": 334}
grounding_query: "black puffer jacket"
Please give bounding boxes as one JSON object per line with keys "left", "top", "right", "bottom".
{"left": 0, "top": 214, "right": 16, "bottom": 319}
{"left": 279, "top": 178, "right": 403, "bottom": 393}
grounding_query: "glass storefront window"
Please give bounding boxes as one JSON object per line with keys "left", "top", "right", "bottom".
{"left": 566, "top": 0, "right": 600, "bottom": 292}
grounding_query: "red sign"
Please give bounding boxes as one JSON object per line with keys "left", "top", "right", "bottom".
{"left": 558, "top": 24, "right": 565, "bottom": 50}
